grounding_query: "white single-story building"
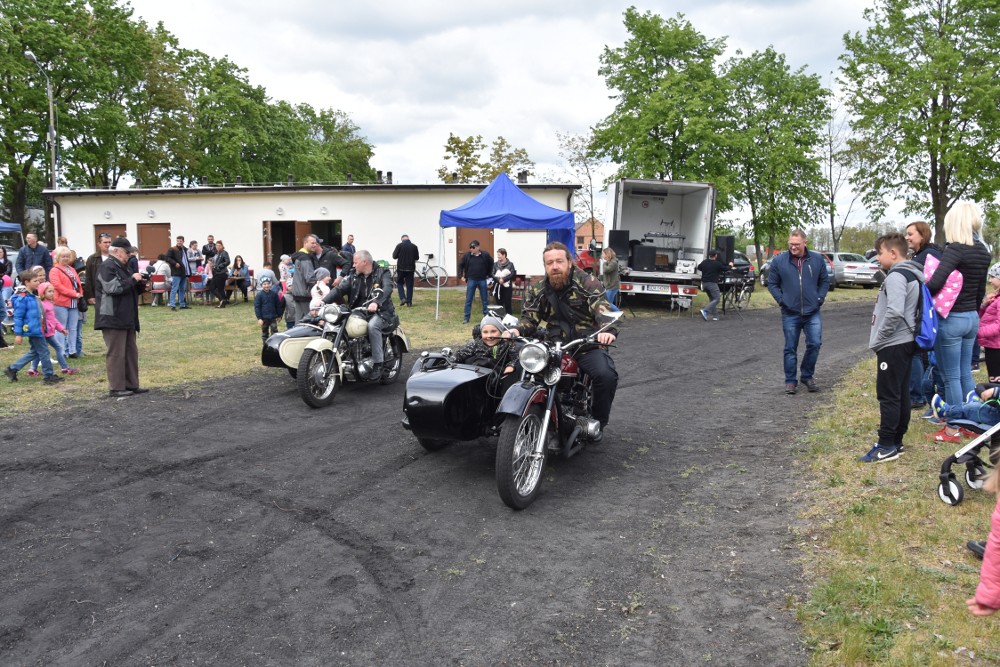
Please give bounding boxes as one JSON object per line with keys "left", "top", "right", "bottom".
{"left": 46, "top": 181, "right": 579, "bottom": 282}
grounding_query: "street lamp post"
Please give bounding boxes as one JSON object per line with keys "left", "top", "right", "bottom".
{"left": 24, "top": 50, "right": 57, "bottom": 243}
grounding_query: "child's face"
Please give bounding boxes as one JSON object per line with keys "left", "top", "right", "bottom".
{"left": 32, "top": 271, "right": 45, "bottom": 284}
{"left": 263, "top": 283, "right": 272, "bottom": 291}
{"left": 26, "top": 277, "right": 41, "bottom": 291}
{"left": 321, "top": 276, "right": 331, "bottom": 285}
{"left": 481, "top": 325, "right": 502, "bottom": 347}
{"left": 876, "top": 246, "right": 900, "bottom": 271}
{"left": 43, "top": 286, "right": 55, "bottom": 300}
{"left": 990, "top": 276, "right": 1000, "bottom": 291}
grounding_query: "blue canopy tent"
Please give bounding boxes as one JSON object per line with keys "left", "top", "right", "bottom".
{"left": 0, "top": 221, "right": 22, "bottom": 233}
{"left": 436, "top": 173, "right": 576, "bottom": 318}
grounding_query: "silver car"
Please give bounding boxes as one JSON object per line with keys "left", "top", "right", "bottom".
{"left": 823, "top": 252, "right": 881, "bottom": 288}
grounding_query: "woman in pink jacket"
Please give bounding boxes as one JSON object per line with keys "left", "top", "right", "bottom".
{"left": 978, "top": 263, "right": 1000, "bottom": 384}
{"left": 968, "top": 467, "right": 1000, "bottom": 615}
{"left": 49, "top": 247, "right": 83, "bottom": 358}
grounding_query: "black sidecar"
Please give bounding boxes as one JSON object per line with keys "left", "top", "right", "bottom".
{"left": 402, "top": 353, "right": 503, "bottom": 450}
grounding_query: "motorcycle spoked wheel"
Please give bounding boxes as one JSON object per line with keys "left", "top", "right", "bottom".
{"left": 296, "top": 348, "right": 342, "bottom": 408}
{"left": 378, "top": 338, "right": 404, "bottom": 385}
{"left": 496, "top": 404, "right": 547, "bottom": 510}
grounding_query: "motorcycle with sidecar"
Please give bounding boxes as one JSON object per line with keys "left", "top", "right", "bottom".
{"left": 402, "top": 312, "right": 622, "bottom": 509}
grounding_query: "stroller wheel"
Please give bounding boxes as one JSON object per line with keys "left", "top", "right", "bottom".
{"left": 966, "top": 465, "right": 988, "bottom": 490}
{"left": 938, "top": 478, "right": 964, "bottom": 506}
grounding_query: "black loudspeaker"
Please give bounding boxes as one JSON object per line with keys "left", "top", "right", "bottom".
{"left": 609, "top": 230, "right": 630, "bottom": 258}
{"left": 715, "top": 235, "right": 735, "bottom": 265}
{"left": 632, "top": 244, "right": 657, "bottom": 271}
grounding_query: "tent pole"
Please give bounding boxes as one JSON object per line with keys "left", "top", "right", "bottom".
{"left": 435, "top": 228, "right": 444, "bottom": 320}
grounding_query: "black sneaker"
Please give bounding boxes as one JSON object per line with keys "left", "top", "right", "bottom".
{"left": 108, "top": 389, "right": 134, "bottom": 398}
{"left": 785, "top": 383, "right": 797, "bottom": 395}
{"left": 803, "top": 378, "right": 819, "bottom": 392}
{"left": 967, "top": 540, "right": 986, "bottom": 559}
{"left": 4, "top": 366, "right": 17, "bottom": 382}
{"left": 43, "top": 375, "right": 65, "bottom": 384}
{"left": 127, "top": 387, "right": 150, "bottom": 394}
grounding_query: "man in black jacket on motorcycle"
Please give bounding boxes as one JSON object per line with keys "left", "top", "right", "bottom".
{"left": 321, "top": 249, "right": 397, "bottom": 374}
{"left": 507, "top": 241, "right": 620, "bottom": 440}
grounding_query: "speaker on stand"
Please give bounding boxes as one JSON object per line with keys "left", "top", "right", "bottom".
{"left": 715, "top": 235, "right": 735, "bottom": 265}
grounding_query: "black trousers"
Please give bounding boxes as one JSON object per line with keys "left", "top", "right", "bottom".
{"left": 876, "top": 341, "right": 915, "bottom": 446}
{"left": 210, "top": 273, "right": 228, "bottom": 302}
{"left": 496, "top": 284, "right": 513, "bottom": 315}
{"left": 397, "top": 271, "right": 414, "bottom": 304}
{"left": 576, "top": 348, "right": 619, "bottom": 427}
{"left": 985, "top": 347, "right": 1000, "bottom": 383}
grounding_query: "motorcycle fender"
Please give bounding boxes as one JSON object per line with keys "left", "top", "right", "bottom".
{"left": 392, "top": 327, "right": 410, "bottom": 352}
{"left": 497, "top": 382, "right": 547, "bottom": 419}
{"left": 304, "top": 338, "right": 344, "bottom": 381}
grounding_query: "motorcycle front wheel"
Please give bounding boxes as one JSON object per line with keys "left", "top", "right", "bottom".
{"left": 496, "top": 405, "right": 547, "bottom": 510}
{"left": 297, "top": 348, "right": 341, "bottom": 408}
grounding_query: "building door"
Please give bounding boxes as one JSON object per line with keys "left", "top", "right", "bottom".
{"left": 455, "top": 227, "right": 494, "bottom": 271}
{"left": 93, "top": 224, "right": 126, "bottom": 253}
{"left": 136, "top": 223, "right": 171, "bottom": 261}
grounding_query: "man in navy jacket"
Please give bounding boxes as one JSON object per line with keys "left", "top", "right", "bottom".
{"left": 15, "top": 233, "right": 53, "bottom": 279}
{"left": 767, "top": 229, "right": 830, "bottom": 394}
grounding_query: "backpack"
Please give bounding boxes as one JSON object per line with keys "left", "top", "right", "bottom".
{"left": 896, "top": 267, "right": 938, "bottom": 350}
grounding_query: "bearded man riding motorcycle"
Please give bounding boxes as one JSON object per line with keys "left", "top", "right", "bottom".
{"left": 507, "top": 241, "right": 620, "bottom": 441}
{"left": 320, "top": 249, "right": 397, "bottom": 374}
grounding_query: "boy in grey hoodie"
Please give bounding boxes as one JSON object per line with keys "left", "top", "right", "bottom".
{"left": 861, "top": 232, "right": 924, "bottom": 462}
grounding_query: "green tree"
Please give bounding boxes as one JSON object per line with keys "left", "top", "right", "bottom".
{"left": 722, "top": 48, "right": 829, "bottom": 266}
{"left": 841, "top": 0, "right": 1000, "bottom": 238}
{"left": 555, "top": 130, "right": 605, "bottom": 235}
{"left": 591, "top": 7, "right": 733, "bottom": 209}
{"left": 436, "top": 134, "right": 533, "bottom": 184}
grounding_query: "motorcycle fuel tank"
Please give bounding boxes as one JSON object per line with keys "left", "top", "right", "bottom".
{"left": 404, "top": 363, "right": 495, "bottom": 442}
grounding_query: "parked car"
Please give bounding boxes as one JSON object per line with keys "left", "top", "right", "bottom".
{"left": 731, "top": 250, "right": 755, "bottom": 280}
{"left": 822, "top": 252, "right": 881, "bottom": 288}
{"left": 759, "top": 252, "right": 836, "bottom": 290}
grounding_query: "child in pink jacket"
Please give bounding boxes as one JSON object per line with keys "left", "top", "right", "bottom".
{"left": 968, "top": 468, "right": 1000, "bottom": 615}
{"left": 978, "top": 263, "right": 1000, "bottom": 383}
{"left": 29, "top": 282, "right": 78, "bottom": 376}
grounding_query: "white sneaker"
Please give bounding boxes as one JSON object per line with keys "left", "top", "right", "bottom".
{"left": 700, "top": 309, "right": 708, "bottom": 321}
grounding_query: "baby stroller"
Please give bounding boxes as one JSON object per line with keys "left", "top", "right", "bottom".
{"left": 936, "top": 393, "right": 1000, "bottom": 506}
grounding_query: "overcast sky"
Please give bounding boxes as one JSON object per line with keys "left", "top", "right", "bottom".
{"left": 125, "top": 0, "right": 873, "bottom": 190}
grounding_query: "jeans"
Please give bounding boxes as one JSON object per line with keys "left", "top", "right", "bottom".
{"left": 464, "top": 279, "right": 488, "bottom": 321}
{"left": 910, "top": 354, "right": 926, "bottom": 404}
{"left": 76, "top": 311, "right": 85, "bottom": 355}
{"left": 702, "top": 282, "right": 720, "bottom": 317}
{"left": 934, "top": 310, "right": 978, "bottom": 406}
{"left": 369, "top": 314, "right": 386, "bottom": 364}
{"left": 46, "top": 334, "right": 69, "bottom": 370}
{"left": 943, "top": 400, "right": 1000, "bottom": 427}
{"left": 781, "top": 310, "right": 822, "bottom": 385}
{"left": 54, "top": 305, "right": 78, "bottom": 355}
{"left": 605, "top": 288, "right": 621, "bottom": 312}
{"left": 396, "top": 271, "right": 414, "bottom": 305}
{"left": 10, "top": 336, "right": 53, "bottom": 378}
{"left": 170, "top": 275, "right": 188, "bottom": 308}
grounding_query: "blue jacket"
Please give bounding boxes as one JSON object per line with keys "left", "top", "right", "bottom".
{"left": 767, "top": 249, "right": 829, "bottom": 316}
{"left": 15, "top": 243, "right": 53, "bottom": 277}
{"left": 12, "top": 291, "right": 45, "bottom": 337}
{"left": 254, "top": 288, "right": 285, "bottom": 321}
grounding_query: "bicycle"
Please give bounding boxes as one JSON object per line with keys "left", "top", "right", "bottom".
{"left": 394, "top": 253, "right": 449, "bottom": 288}
{"left": 720, "top": 271, "right": 755, "bottom": 318}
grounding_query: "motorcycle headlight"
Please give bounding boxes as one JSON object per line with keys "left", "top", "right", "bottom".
{"left": 322, "top": 305, "right": 341, "bottom": 324}
{"left": 544, "top": 366, "right": 561, "bottom": 386}
{"left": 519, "top": 343, "right": 548, "bottom": 374}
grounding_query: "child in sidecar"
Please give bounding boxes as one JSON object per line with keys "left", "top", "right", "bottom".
{"left": 452, "top": 315, "right": 520, "bottom": 398}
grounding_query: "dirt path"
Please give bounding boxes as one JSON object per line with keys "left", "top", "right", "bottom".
{"left": 0, "top": 302, "right": 873, "bottom": 666}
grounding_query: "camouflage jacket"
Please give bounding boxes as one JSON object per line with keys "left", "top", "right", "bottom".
{"left": 518, "top": 267, "right": 620, "bottom": 342}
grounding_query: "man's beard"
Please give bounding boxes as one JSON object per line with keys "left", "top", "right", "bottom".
{"left": 548, "top": 270, "right": 569, "bottom": 290}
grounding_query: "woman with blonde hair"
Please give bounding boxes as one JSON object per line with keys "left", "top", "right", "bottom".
{"left": 601, "top": 247, "right": 621, "bottom": 311}
{"left": 49, "top": 246, "right": 83, "bottom": 358}
{"left": 926, "top": 203, "right": 992, "bottom": 442}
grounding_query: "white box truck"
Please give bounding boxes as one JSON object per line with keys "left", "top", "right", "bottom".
{"left": 603, "top": 178, "right": 716, "bottom": 308}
